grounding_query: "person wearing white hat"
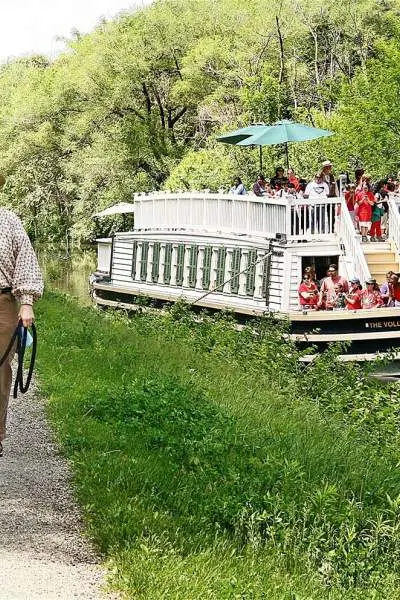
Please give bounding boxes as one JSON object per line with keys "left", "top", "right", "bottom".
{"left": 321, "top": 160, "right": 339, "bottom": 197}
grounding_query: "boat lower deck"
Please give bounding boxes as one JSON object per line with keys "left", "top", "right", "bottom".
{"left": 92, "top": 280, "right": 400, "bottom": 351}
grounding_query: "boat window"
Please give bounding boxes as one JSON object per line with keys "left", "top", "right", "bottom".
{"left": 246, "top": 249, "right": 257, "bottom": 297}
{"left": 176, "top": 243, "right": 185, "bottom": 286}
{"left": 216, "top": 248, "right": 227, "bottom": 291}
{"left": 189, "top": 245, "right": 199, "bottom": 288}
{"left": 202, "top": 246, "right": 212, "bottom": 290}
{"left": 230, "top": 248, "right": 242, "bottom": 294}
{"left": 152, "top": 242, "right": 161, "bottom": 283}
{"left": 140, "top": 242, "right": 149, "bottom": 281}
{"left": 131, "top": 241, "right": 138, "bottom": 280}
{"left": 163, "top": 243, "right": 173, "bottom": 284}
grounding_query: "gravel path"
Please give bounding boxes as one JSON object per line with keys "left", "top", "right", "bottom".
{"left": 0, "top": 378, "right": 120, "bottom": 600}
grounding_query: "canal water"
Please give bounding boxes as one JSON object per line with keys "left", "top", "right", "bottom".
{"left": 39, "top": 249, "right": 96, "bottom": 306}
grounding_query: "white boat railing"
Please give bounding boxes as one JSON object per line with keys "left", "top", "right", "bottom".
{"left": 288, "top": 196, "right": 339, "bottom": 239}
{"left": 134, "top": 191, "right": 287, "bottom": 238}
{"left": 335, "top": 198, "right": 371, "bottom": 282}
{"left": 134, "top": 191, "right": 341, "bottom": 239}
{"left": 388, "top": 193, "right": 400, "bottom": 255}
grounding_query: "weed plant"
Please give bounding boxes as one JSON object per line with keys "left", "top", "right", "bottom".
{"left": 35, "top": 292, "right": 400, "bottom": 599}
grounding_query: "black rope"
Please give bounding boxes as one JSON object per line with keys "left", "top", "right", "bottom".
{"left": 0, "top": 320, "right": 37, "bottom": 398}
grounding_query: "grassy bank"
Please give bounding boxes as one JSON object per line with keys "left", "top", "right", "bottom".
{"left": 35, "top": 292, "right": 400, "bottom": 599}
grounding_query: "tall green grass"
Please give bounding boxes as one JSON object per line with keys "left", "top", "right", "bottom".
{"left": 35, "top": 293, "right": 400, "bottom": 599}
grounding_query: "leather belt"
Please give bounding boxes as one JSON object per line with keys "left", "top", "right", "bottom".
{"left": 0, "top": 287, "right": 11, "bottom": 294}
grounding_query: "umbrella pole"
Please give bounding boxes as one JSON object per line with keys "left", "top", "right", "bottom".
{"left": 285, "top": 143, "right": 289, "bottom": 170}
{"left": 259, "top": 146, "right": 262, "bottom": 173}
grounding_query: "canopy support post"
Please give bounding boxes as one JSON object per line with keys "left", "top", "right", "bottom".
{"left": 285, "top": 143, "right": 289, "bottom": 170}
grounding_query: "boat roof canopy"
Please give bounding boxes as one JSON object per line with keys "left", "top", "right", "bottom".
{"left": 93, "top": 202, "right": 135, "bottom": 217}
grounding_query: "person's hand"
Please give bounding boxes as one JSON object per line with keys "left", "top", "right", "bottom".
{"left": 19, "top": 304, "right": 34, "bottom": 328}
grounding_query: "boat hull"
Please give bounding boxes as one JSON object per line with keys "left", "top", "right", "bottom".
{"left": 92, "top": 278, "right": 400, "bottom": 353}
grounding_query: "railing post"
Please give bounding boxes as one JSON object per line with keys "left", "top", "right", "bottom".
{"left": 238, "top": 249, "right": 248, "bottom": 296}
{"left": 285, "top": 197, "right": 291, "bottom": 237}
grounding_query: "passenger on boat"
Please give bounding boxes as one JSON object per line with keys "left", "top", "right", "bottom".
{"left": 354, "top": 168, "right": 364, "bottom": 189}
{"left": 380, "top": 271, "right": 394, "bottom": 306}
{"left": 303, "top": 173, "right": 329, "bottom": 199}
{"left": 344, "top": 184, "right": 356, "bottom": 226}
{"left": 389, "top": 273, "right": 400, "bottom": 307}
{"left": 321, "top": 160, "right": 339, "bottom": 197}
{"left": 253, "top": 174, "right": 268, "bottom": 196}
{"left": 361, "top": 279, "right": 384, "bottom": 309}
{"left": 287, "top": 168, "right": 301, "bottom": 191}
{"left": 374, "top": 181, "right": 389, "bottom": 239}
{"left": 317, "top": 264, "right": 349, "bottom": 309}
{"left": 355, "top": 183, "right": 375, "bottom": 242}
{"left": 298, "top": 272, "right": 319, "bottom": 309}
{"left": 270, "top": 167, "right": 288, "bottom": 190}
{"left": 344, "top": 278, "right": 363, "bottom": 310}
{"left": 333, "top": 283, "right": 346, "bottom": 309}
{"left": 230, "top": 177, "right": 247, "bottom": 195}
{"left": 369, "top": 199, "right": 385, "bottom": 241}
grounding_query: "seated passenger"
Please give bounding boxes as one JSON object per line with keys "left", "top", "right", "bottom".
{"left": 345, "top": 278, "right": 362, "bottom": 310}
{"left": 270, "top": 167, "right": 288, "bottom": 190}
{"left": 298, "top": 271, "right": 319, "bottom": 309}
{"left": 361, "top": 279, "right": 383, "bottom": 309}
{"left": 230, "top": 177, "right": 247, "bottom": 195}
{"left": 253, "top": 174, "right": 267, "bottom": 197}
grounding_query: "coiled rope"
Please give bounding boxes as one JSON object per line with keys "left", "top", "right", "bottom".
{"left": 0, "top": 320, "right": 37, "bottom": 398}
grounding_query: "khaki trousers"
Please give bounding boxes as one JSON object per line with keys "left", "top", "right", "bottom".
{"left": 0, "top": 293, "right": 19, "bottom": 441}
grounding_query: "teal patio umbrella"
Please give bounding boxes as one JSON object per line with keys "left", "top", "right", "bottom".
{"left": 217, "top": 120, "right": 334, "bottom": 171}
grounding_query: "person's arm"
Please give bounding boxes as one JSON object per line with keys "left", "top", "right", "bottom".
{"left": 10, "top": 212, "right": 44, "bottom": 327}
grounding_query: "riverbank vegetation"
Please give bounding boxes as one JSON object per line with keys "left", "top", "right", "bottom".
{"left": 35, "top": 292, "right": 400, "bottom": 598}
{"left": 0, "top": 0, "right": 400, "bottom": 243}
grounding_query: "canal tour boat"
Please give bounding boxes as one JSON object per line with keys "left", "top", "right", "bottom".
{"left": 91, "top": 190, "right": 400, "bottom": 353}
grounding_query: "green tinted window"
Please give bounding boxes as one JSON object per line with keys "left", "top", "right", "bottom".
{"left": 189, "top": 245, "right": 198, "bottom": 288}
{"left": 246, "top": 249, "right": 257, "bottom": 296}
{"left": 163, "top": 243, "right": 172, "bottom": 284}
{"left": 140, "top": 242, "right": 149, "bottom": 281}
{"left": 176, "top": 243, "right": 185, "bottom": 286}
{"left": 202, "top": 246, "right": 212, "bottom": 290}
{"left": 152, "top": 242, "right": 161, "bottom": 283}
{"left": 230, "top": 248, "right": 241, "bottom": 294}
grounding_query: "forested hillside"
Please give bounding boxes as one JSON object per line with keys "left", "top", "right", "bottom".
{"left": 0, "top": 0, "right": 399, "bottom": 243}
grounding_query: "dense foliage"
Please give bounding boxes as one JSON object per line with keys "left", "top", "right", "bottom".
{"left": 36, "top": 292, "right": 400, "bottom": 598}
{"left": 0, "top": 0, "right": 399, "bottom": 243}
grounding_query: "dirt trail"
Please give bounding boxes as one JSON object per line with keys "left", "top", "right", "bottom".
{"left": 0, "top": 380, "right": 119, "bottom": 600}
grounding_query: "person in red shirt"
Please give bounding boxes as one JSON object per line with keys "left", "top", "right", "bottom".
{"left": 318, "top": 264, "right": 349, "bottom": 309}
{"left": 344, "top": 183, "right": 356, "bottom": 226}
{"left": 389, "top": 273, "right": 400, "bottom": 307}
{"left": 298, "top": 272, "right": 319, "bottom": 309}
{"left": 355, "top": 183, "right": 375, "bottom": 242}
{"left": 361, "top": 279, "right": 383, "bottom": 309}
{"left": 344, "top": 278, "right": 362, "bottom": 310}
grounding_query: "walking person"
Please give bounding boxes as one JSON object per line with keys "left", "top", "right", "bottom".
{"left": 0, "top": 208, "right": 43, "bottom": 456}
